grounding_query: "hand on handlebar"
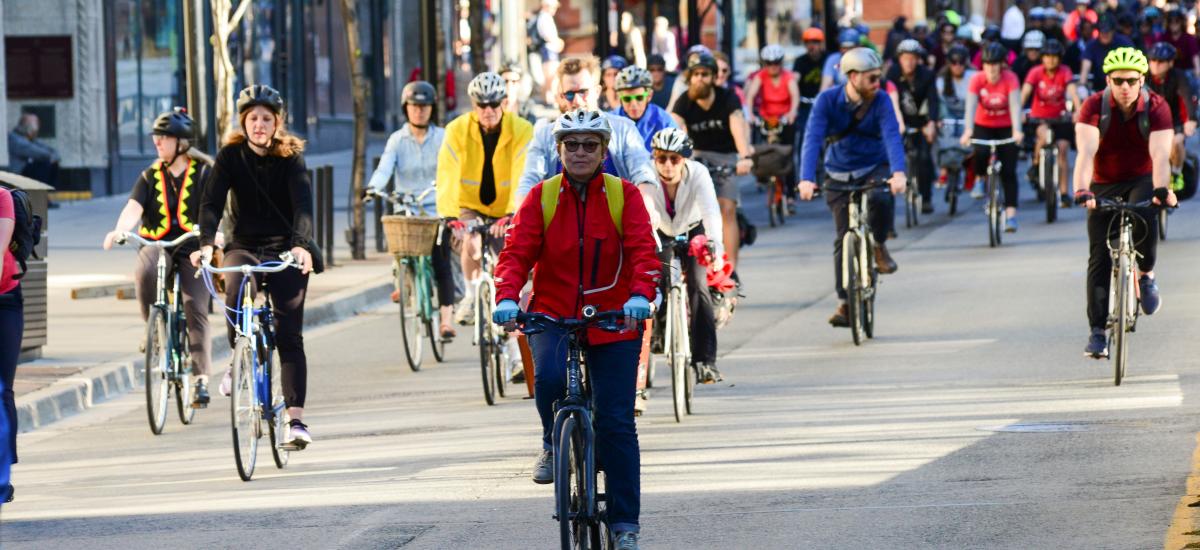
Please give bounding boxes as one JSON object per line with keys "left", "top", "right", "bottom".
{"left": 889, "top": 172, "right": 907, "bottom": 195}
{"left": 1186, "top": 120, "right": 1197, "bottom": 137}
{"left": 190, "top": 245, "right": 214, "bottom": 269}
{"left": 798, "top": 180, "right": 818, "bottom": 201}
{"left": 102, "top": 230, "right": 123, "bottom": 250}
{"left": 1074, "top": 189, "right": 1096, "bottom": 210}
{"left": 959, "top": 129, "right": 972, "bottom": 148}
{"left": 493, "top": 299, "right": 519, "bottom": 328}
{"left": 1153, "top": 187, "right": 1179, "bottom": 208}
{"left": 489, "top": 215, "right": 512, "bottom": 239}
{"left": 290, "top": 246, "right": 313, "bottom": 275}
{"left": 623, "top": 295, "right": 652, "bottom": 329}
{"left": 735, "top": 158, "right": 754, "bottom": 176}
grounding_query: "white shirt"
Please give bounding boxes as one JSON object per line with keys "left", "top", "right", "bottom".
{"left": 639, "top": 159, "right": 724, "bottom": 259}
{"left": 1001, "top": 6, "right": 1026, "bottom": 41}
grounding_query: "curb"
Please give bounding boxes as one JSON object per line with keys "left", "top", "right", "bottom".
{"left": 15, "top": 275, "right": 393, "bottom": 433}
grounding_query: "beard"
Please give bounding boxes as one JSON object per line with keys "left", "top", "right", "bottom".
{"left": 687, "top": 81, "right": 713, "bottom": 101}
{"left": 854, "top": 83, "right": 877, "bottom": 103}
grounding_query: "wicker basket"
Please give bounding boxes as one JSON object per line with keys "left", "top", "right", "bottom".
{"left": 381, "top": 215, "right": 439, "bottom": 256}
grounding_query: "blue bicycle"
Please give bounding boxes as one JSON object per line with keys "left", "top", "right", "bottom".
{"left": 199, "top": 251, "right": 297, "bottom": 481}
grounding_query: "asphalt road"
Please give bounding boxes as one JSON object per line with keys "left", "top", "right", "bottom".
{"left": 3, "top": 185, "right": 1199, "bottom": 549}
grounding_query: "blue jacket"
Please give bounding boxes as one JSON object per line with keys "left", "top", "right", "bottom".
{"left": 614, "top": 103, "right": 678, "bottom": 151}
{"left": 800, "top": 84, "right": 906, "bottom": 182}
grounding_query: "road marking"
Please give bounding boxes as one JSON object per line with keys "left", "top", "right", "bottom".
{"left": 724, "top": 338, "right": 997, "bottom": 360}
{"left": 1165, "top": 433, "right": 1200, "bottom": 550}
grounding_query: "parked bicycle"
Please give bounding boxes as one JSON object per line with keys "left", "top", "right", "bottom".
{"left": 115, "top": 230, "right": 202, "bottom": 435}
{"left": 824, "top": 178, "right": 888, "bottom": 345}
{"left": 198, "top": 252, "right": 298, "bottom": 481}
{"left": 512, "top": 307, "right": 628, "bottom": 550}
{"left": 1096, "top": 198, "right": 1162, "bottom": 386}
{"left": 971, "top": 137, "right": 1018, "bottom": 247}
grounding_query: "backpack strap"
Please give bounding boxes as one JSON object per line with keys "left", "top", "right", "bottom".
{"left": 540, "top": 174, "right": 563, "bottom": 232}
{"left": 1099, "top": 88, "right": 1151, "bottom": 141}
{"left": 1138, "top": 88, "right": 1151, "bottom": 141}
{"left": 540, "top": 173, "right": 625, "bottom": 238}
{"left": 1099, "top": 88, "right": 1112, "bottom": 137}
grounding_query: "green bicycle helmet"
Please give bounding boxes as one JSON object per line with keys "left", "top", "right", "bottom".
{"left": 1102, "top": 47, "right": 1149, "bottom": 75}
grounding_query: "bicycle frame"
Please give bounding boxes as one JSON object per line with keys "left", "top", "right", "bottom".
{"left": 842, "top": 189, "right": 876, "bottom": 293}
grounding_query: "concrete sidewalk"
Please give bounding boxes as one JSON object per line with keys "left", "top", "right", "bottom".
{"left": 15, "top": 144, "right": 401, "bottom": 432}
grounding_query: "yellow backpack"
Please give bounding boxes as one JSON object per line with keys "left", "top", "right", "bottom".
{"left": 540, "top": 173, "right": 625, "bottom": 237}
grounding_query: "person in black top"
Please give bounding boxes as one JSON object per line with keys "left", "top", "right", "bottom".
{"left": 671, "top": 51, "right": 755, "bottom": 269}
{"left": 794, "top": 27, "right": 828, "bottom": 159}
{"left": 1146, "top": 41, "right": 1197, "bottom": 190}
{"left": 647, "top": 54, "right": 677, "bottom": 109}
{"left": 192, "top": 85, "right": 317, "bottom": 450}
{"left": 1064, "top": 18, "right": 1094, "bottom": 77}
{"left": 887, "top": 39, "right": 941, "bottom": 213}
{"left": 103, "top": 108, "right": 213, "bottom": 406}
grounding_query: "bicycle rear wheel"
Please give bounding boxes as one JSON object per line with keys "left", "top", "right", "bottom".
{"left": 844, "top": 233, "right": 864, "bottom": 346}
{"left": 947, "top": 170, "right": 960, "bottom": 216}
{"left": 1043, "top": 149, "right": 1058, "bottom": 223}
{"left": 1159, "top": 208, "right": 1168, "bottom": 241}
{"left": 396, "top": 259, "right": 424, "bottom": 371}
{"left": 144, "top": 308, "right": 170, "bottom": 435}
{"left": 669, "top": 287, "right": 686, "bottom": 423}
{"left": 495, "top": 334, "right": 508, "bottom": 399}
{"left": 265, "top": 346, "right": 290, "bottom": 469}
{"left": 230, "top": 339, "right": 259, "bottom": 481}
{"left": 174, "top": 312, "right": 195, "bottom": 425}
{"left": 988, "top": 175, "right": 1002, "bottom": 248}
{"left": 477, "top": 283, "right": 498, "bottom": 406}
{"left": 906, "top": 186, "right": 919, "bottom": 228}
{"left": 424, "top": 264, "right": 447, "bottom": 363}
{"left": 863, "top": 242, "right": 876, "bottom": 340}
{"left": 1113, "top": 253, "right": 1132, "bottom": 386}
{"left": 556, "top": 415, "right": 591, "bottom": 550}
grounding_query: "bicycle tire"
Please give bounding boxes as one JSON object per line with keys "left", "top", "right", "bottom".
{"left": 1113, "top": 252, "right": 1132, "bottom": 386}
{"left": 1044, "top": 149, "right": 1058, "bottom": 223}
{"left": 144, "top": 308, "right": 170, "bottom": 435}
{"left": 174, "top": 310, "right": 196, "bottom": 426}
{"left": 677, "top": 288, "right": 695, "bottom": 415}
{"left": 988, "top": 175, "right": 1001, "bottom": 248}
{"left": 774, "top": 178, "right": 787, "bottom": 227}
{"left": 863, "top": 240, "right": 876, "bottom": 340}
{"left": 669, "top": 286, "right": 686, "bottom": 423}
{"left": 424, "top": 263, "right": 447, "bottom": 363}
{"left": 590, "top": 472, "right": 611, "bottom": 548}
{"left": 1158, "top": 208, "right": 1168, "bottom": 241}
{"left": 767, "top": 182, "right": 779, "bottom": 228}
{"left": 230, "top": 339, "right": 258, "bottom": 481}
{"left": 495, "top": 333, "right": 508, "bottom": 399}
{"left": 478, "top": 283, "right": 498, "bottom": 406}
{"left": 947, "top": 170, "right": 959, "bottom": 216}
{"left": 266, "top": 345, "right": 290, "bottom": 469}
{"left": 556, "top": 415, "right": 590, "bottom": 550}
{"left": 844, "top": 233, "right": 863, "bottom": 346}
{"left": 396, "top": 259, "right": 424, "bottom": 372}
{"left": 906, "top": 186, "right": 918, "bottom": 228}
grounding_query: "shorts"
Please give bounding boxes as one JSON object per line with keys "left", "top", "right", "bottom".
{"left": 692, "top": 150, "right": 743, "bottom": 203}
{"left": 458, "top": 208, "right": 498, "bottom": 224}
{"left": 1029, "top": 118, "right": 1075, "bottom": 146}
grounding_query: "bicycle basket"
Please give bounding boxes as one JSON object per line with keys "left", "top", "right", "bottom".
{"left": 381, "top": 216, "right": 439, "bottom": 256}
{"left": 751, "top": 144, "right": 794, "bottom": 180}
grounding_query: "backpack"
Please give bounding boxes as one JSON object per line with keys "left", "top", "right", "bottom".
{"left": 527, "top": 15, "right": 546, "bottom": 53}
{"left": 1099, "top": 88, "right": 1151, "bottom": 141}
{"left": 541, "top": 174, "right": 625, "bottom": 237}
{"left": 2, "top": 185, "right": 42, "bottom": 280}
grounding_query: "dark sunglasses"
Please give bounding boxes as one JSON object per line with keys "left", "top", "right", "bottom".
{"left": 562, "top": 140, "right": 603, "bottom": 153}
{"left": 653, "top": 154, "right": 684, "bottom": 165}
{"left": 763, "top": 60, "right": 782, "bottom": 66}
{"left": 561, "top": 88, "right": 590, "bottom": 102}
{"left": 857, "top": 73, "right": 881, "bottom": 83}
{"left": 620, "top": 93, "right": 649, "bottom": 103}
{"left": 475, "top": 101, "right": 503, "bottom": 110}
{"left": 1110, "top": 76, "right": 1141, "bottom": 87}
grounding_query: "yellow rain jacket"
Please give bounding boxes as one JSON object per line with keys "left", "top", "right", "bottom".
{"left": 435, "top": 111, "right": 534, "bottom": 218}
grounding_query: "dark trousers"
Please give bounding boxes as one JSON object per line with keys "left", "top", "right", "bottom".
{"left": 971, "top": 126, "right": 1020, "bottom": 208}
{"left": 430, "top": 225, "right": 456, "bottom": 308}
{"left": 1086, "top": 179, "right": 1158, "bottom": 329}
{"left": 530, "top": 326, "right": 641, "bottom": 532}
{"left": 655, "top": 227, "right": 717, "bottom": 365}
{"left": 134, "top": 247, "right": 211, "bottom": 375}
{"left": 826, "top": 170, "right": 894, "bottom": 301}
{"left": 906, "top": 132, "right": 935, "bottom": 203}
{"left": 222, "top": 248, "right": 310, "bottom": 408}
{"left": 0, "top": 286, "right": 23, "bottom": 475}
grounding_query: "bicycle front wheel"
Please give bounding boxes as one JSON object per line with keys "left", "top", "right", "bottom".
{"left": 1044, "top": 150, "right": 1058, "bottom": 223}
{"left": 174, "top": 313, "right": 195, "bottom": 425}
{"left": 1113, "top": 253, "right": 1132, "bottom": 386}
{"left": 230, "top": 339, "right": 259, "bottom": 481}
{"left": 396, "top": 259, "right": 424, "bottom": 371}
{"left": 988, "top": 175, "right": 1002, "bottom": 247}
{"left": 144, "top": 308, "right": 170, "bottom": 435}
{"left": 947, "top": 170, "right": 960, "bottom": 216}
{"left": 906, "top": 186, "right": 919, "bottom": 228}
{"left": 669, "top": 287, "right": 686, "bottom": 423}
{"left": 844, "top": 233, "right": 864, "bottom": 346}
{"left": 556, "top": 415, "right": 591, "bottom": 550}
{"left": 477, "top": 283, "right": 498, "bottom": 406}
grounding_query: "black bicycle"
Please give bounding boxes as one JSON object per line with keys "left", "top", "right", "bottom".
{"left": 824, "top": 177, "right": 888, "bottom": 345}
{"left": 1030, "top": 116, "right": 1071, "bottom": 224}
{"left": 513, "top": 307, "right": 629, "bottom": 550}
{"left": 903, "top": 128, "right": 926, "bottom": 228}
{"left": 971, "top": 137, "right": 1017, "bottom": 247}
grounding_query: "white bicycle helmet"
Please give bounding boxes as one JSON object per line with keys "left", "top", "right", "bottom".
{"left": 552, "top": 109, "right": 613, "bottom": 144}
{"left": 1022, "top": 30, "right": 1045, "bottom": 50}
{"left": 760, "top": 44, "right": 785, "bottom": 63}
{"left": 467, "top": 72, "right": 507, "bottom": 103}
{"left": 896, "top": 38, "right": 925, "bottom": 57}
{"left": 615, "top": 66, "right": 653, "bottom": 91}
{"left": 839, "top": 47, "right": 883, "bottom": 76}
{"left": 650, "top": 128, "right": 693, "bottom": 157}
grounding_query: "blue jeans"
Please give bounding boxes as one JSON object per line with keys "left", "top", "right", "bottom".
{"left": 530, "top": 325, "right": 641, "bottom": 533}
{"left": 0, "top": 286, "right": 23, "bottom": 497}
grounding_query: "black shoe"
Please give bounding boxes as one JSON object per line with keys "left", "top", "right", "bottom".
{"left": 1085, "top": 327, "right": 1108, "bottom": 358}
{"left": 1, "top": 484, "right": 12, "bottom": 503}
{"left": 921, "top": 199, "right": 934, "bottom": 214}
{"left": 532, "top": 450, "right": 554, "bottom": 484}
{"left": 192, "top": 381, "right": 210, "bottom": 409}
{"left": 698, "top": 363, "right": 723, "bottom": 384}
{"left": 1140, "top": 275, "right": 1162, "bottom": 315}
{"left": 828, "top": 303, "right": 849, "bottom": 327}
{"left": 1060, "top": 193, "right": 1072, "bottom": 208}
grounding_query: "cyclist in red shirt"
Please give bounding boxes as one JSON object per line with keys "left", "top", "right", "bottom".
{"left": 1072, "top": 47, "right": 1178, "bottom": 358}
{"left": 1021, "top": 39, "right": 1081, "bottom": 207}
{"left": 961, "top": 43, "right": 1024, "bottom": 231}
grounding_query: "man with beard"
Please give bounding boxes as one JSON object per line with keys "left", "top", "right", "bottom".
{"left": 670, "top": 51, "right": 755, "bottom": 271}
{"left": 798, "top": 48, "right": 907, "bottom": 328}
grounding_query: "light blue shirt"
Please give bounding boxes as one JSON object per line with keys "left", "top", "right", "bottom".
{"left": 516, "top": 112, "right": 657, "bottom": 204}
{"left": 822, "top": 52, "right": 847, "bottom": 87}
{"left": 367, "top": 124, "right": 445, "bottom": 197}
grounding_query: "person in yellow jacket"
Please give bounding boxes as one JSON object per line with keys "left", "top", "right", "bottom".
{"left": 437, "top": 71, "right": 534, "bottom": 324}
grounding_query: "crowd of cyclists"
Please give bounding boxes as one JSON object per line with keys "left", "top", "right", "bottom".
{"left": 75, "top": 2, "right": 1200, "bottom": 546}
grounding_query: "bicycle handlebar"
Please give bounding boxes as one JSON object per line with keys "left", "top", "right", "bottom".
{"left": 970, "top": 138, "right": 1018, "bottom": 147}
{"left": 198, "top": 251, "right": 298, "bottom": 276}
{"left": 364, "top": 184, "right": 436, "bottom": 206}
{"left": 1095, "top": 198, "right": 1159, "bottom": 211}
{"left": 822, "top": 178, "right": 890, "bottom": 193}
{"left": 115, "top": 230, "right": 200, "bottom": 249}
{"left": 513, "top": 307, "right": 628, "bottom": 335}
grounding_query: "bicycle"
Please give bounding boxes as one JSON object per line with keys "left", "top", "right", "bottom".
{"left": 198, "top": 252, "right": 298, "bottom": 481}
{"left": 114, "top": 230, "right": 202, "bottom": 435}
{"left": 1030, "top": 116, "right": 1071, "bottom": 224}
{"left": 370, "top": 185, "right": 447, "bottom": 371}
{"left": 903, "top": 127, "right": 929, "bottom": 228}
{"left": 512, "top": 307, "right": 628, "bottom": 550}
{"left": 938, "top": 118, "right": 968, "bottom": 217}
{"left": 824, "top": 177, "right": 888, "bottom": 346}
{"left": 971, "top": 137, "right": 1017, "bottom": 248}
{"left": 467, "top": 219, "right": 510, "bottom": 406}
{"left": 661, "top": 235, "right": 697, "bottom": 423}
{"left": 1096, "top": 198, "right": 1161, "bottom": 386}
{"left": 750, "top": 117, "right": 793, "bottom": 228}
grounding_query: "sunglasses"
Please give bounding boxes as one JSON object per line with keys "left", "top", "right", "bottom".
{"left": 475, "top": 101, "right": 503, "bottom": 110}
{"left": 654, "top": 154, "right": 684, "bottom": 165}
{"left": 1110, "top": 76, "right": 1141, "bottom": 87}
{"left": 763, "top": 61, "right": 782, "bottom": 66}
{"left": 562, "top": 140, "right": 603, "bottom": 153}
{"left": 620, "top": 93, "right": 649, "bottom": 103}
{"left": 561, "top": 88, "right": 590, "bottom": 102}
{"left": 856, "top": 73, "right": 881, "bottom": 83}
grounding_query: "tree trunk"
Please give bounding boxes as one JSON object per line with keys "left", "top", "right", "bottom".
{"left": 339, "top": 0, "right": 368, "bottom": 260}
{"left": 210, "top": 0, "right": 253, "bottom": 142}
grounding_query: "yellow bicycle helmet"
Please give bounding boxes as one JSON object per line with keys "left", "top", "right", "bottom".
{"left": 1102, "top": 47, "right": 1149, "bottom": 74}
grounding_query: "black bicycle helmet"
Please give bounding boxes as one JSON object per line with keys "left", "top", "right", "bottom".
{"left": 1149, "top": 41, "right": 1179, "bottom": 62}
{"left": 981, "top": 24, "right": 1002, "bottom": 42}
{"left": 151, "top": 107, "right": 193, "bottom": 139}
{"left": 236, "top": 84, "right": 284, "bottom": 115}
{"left": 401, "top": 81, "right": 436, "bottom": 106}
{"left": 1041, "top": 39, "right": 1065, "bottom": 57}
{"left": 980, "top": 42, "right": 1008, "bottom": 64}
{"left": 686, "top": 52, "right": 719, "bottom": 74}
{"left": 947, "top": 44, "right": 970, "bottom": 64}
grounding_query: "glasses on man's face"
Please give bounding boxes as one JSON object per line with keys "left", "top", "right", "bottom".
{"left": 764, "top": 61, "right": 782, "bottom": 66}
{"left": 561, "top": 88, "right": 590, "bottom": 102}
{"left": 562, "top": 140, "right": 602, "bottom": 153}
{"left": 620, "top": 92, "right": 649, "bottom": 103}
{"left": 692, "top": 70, "right": 713, "bottom": 80}
{"left": 475, "top": 101, "right": 503, "bottom": 111}
{"left": 1110, "top": 76, "right": 1141, "bottom": 88}
{"left": 859, "top": 73, "right": 881, "bottom": 84}
{"left": 653, "top": 153, "right": 684, "bottom": 165}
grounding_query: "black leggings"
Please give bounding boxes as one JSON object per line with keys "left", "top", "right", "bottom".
{"left": 971, "top": 125, "right": 1020, "bottom": 208}
{"left": 654, "top": 227, "right": 717, "bottom": 365}
{"left": 1086, "top": 178, "right": 1158, "bottom": 329}
{"left": 905, "top": 132, "right": 935, "bottom": 203}
{"left": 222, "top": 247, "right": 311, "bottom": 408}
{"left": 0, "top": 287, "right": 22, "bottom": 465}
{"left": 430, "top": 224, "right": 456, "bottom": 308}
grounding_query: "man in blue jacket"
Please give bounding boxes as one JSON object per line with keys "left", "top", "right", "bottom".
{"left": 798, "top": 47, "right": 907, "bottom": 328}
{"left": 612, "top": 65, "right": 678, "bottom": 150}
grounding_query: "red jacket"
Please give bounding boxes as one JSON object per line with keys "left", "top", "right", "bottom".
{"left": 495, "top": 172, "right": 660, "bottom": 345}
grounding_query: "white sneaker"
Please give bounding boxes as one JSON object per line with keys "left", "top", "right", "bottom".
{"left": 218, "top": 368, "right": 233, "bottom": 397}
{"left": 454, "top": 299, "right": 476, "bottom": 325}
{"left": 970, "top": 186, "right": 984, "bottom": 200}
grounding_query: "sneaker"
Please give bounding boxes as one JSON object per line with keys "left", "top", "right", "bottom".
{"left": 1172, "top": 172, "right": 1185, "bottom": 192}
{"left": 532, "top": 450, "right": 554, "bottom": 484}
{"left": 614, "top": 531, "right": 640, "bottom": 550}
{"left": 454, "top": 299, "right": 476, "bottom": 325}
{"left": 192, "top": 381, "right": 210, "bottom": 408}
{"left": 1085, "top": 327, "right": 1108, "bottom": 358}
{"left": 936, "top": 172, "right": 948, "bottom": 189}
{"left": 828, "top": 303, "right": 849, "bottom": 327}
{"left": 1005, "top": 217, "right": 1018, "bottom": 233}
{"left": 698, "top": 363, "right": 723, "bottom": 384}
{"left": 439, "top": 324, "right": 457, "bottom": 340}
{"left": 1060, "top": 193, "right": 1072, "bottom": 208}
{"left": 1, "top": 484, "right": 13, "bottom": 504}
{"left": 633, "top": 389, "right": 648, "bottom": 416}
{"left": 219, "top": 368, "right": 233, "bottom": 397}
{"left": 921, "top": 199, "right": 934, "bottom": 214}
{"left": 286, "top": 419, "right": 313, "bottom": 450}
{"left": 970, "top": 185, "right": 985, "bottom": 200}
{"left": 1139, "top": 275, "right": 1161, "bottom": 315}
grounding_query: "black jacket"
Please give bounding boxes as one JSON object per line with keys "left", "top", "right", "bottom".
{"left": 200, "top": 141, "right": 313, "bottom": 250}
{"left": 886, "top": 64, "right": 941, "bottom": 127}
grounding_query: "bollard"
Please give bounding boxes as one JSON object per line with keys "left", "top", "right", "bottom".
{"left": 373, "top": 155, "right": 386, "bottom": 253}
{"left": 321, "top": 165, "right": 335, "bottom": 267}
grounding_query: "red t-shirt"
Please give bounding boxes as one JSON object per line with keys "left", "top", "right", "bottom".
{"left": 1078, "top": 91, "right": 1174, "bottom": 184}
{"left": 0, "top": 188, "right": 18, "bottom": 295}
{"left": 969, "top": 70, "right": 1021, "bottom": 128}
{"left": 1025, "top": 65, "right": 1074, "bottom": 120}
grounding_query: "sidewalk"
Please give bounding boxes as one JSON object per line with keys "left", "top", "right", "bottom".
{"left": 15, "top": 143, "right": 399, "bottom": 432}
